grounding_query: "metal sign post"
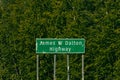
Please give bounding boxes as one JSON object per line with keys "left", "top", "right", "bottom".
{"left": 67, "top": 55, "right": 70, "bottom": 80}
{"left": 54, "top": 55, "right": 56, "bottom": 80}
{"left": 37, "top": 55, "right": 39, "bottom": 80}
{"left": 82, "top": 55, "right": 84, "bottom": 80}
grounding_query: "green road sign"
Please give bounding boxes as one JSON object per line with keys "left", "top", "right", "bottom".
{"left": 36, "top": 38, "right": 85, "bottom": 54}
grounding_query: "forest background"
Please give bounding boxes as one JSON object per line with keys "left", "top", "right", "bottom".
{"left": 0, "top": 0, "right": 120, "bottom": 80}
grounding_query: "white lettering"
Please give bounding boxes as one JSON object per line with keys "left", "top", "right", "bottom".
{"left": 65, "top": 41, "right": 68, "bottom": 45}
{"left": 49, "top": 47, "right": 71, "bottom": 52}
{"left": 58, "top": 41, "right": 63, "bottom": 45}
{"left": 40, "top": 41, "right": 55, "bottom": 45}
{"left": 40, "top": 41, "right": 45, "bottom": 45}
{"left": 65, "top": 41, "right": 83, "bottom": 45}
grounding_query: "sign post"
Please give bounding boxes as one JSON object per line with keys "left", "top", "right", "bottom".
{"left": 82, "top": 55, "right": 84, "bottom": 80}
{"left": 67, "top": 54, "right": 69, "bottom": 80}
{"left": 36, "top": 38, "right": 85, "bottom": 80}
{"left": 37, "top": 55, "right": 39, "bottom": 80}
{"left": 54, "top": 55, "right": 56, "bottom": 80}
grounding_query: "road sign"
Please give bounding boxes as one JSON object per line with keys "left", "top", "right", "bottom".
{"left": 36, "top": 38, "right": 85, "bottom": 54}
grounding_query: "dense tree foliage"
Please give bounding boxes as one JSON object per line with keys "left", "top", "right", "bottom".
{"left": 0, "top": 0, "right": 120, "bottom": 80}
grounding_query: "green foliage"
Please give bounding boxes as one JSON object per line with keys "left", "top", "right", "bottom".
{"left": 0, "top": 0, "right": 120, "bottom": 80}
